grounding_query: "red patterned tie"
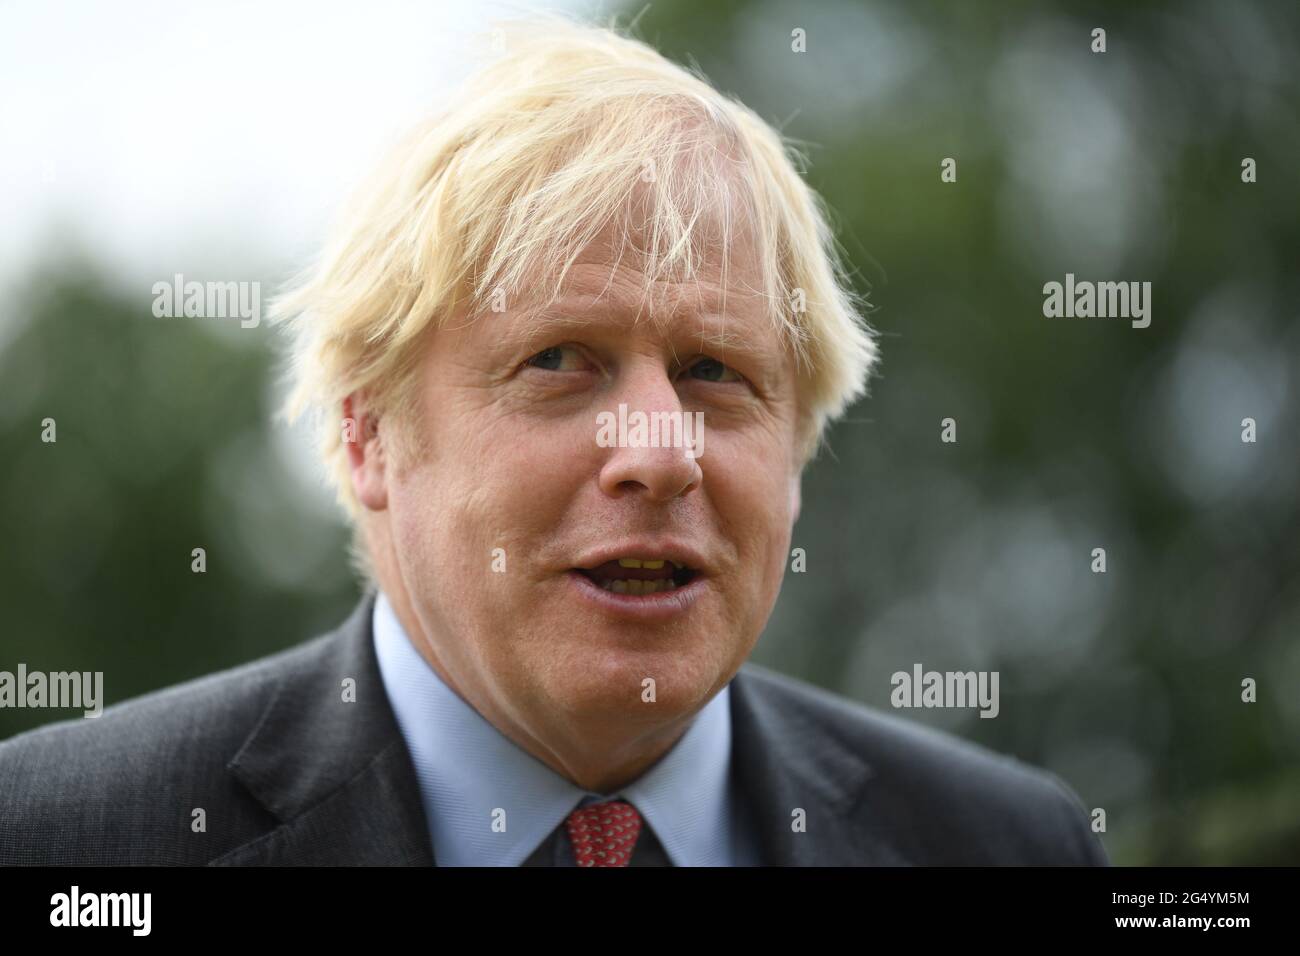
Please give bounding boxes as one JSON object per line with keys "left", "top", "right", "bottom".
{"left": 564, "top": 800, "right": 643, "bottom": 867}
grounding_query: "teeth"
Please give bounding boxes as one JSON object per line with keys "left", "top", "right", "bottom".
{"left": 599, "top": 578, "right": 679, "bottom": 595}
{"left": 588, "top": 557, "right": 693, "bottom": 596}
{"left": 616, "top": 558, "right": 671, "bottom": 570}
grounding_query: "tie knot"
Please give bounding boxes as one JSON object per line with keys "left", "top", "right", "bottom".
{"left": 564, "top": 799, "right": 643, "bottom": 867}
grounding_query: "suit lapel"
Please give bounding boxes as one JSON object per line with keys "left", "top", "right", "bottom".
{"left": 729, "top": 664, "right": 913, "bottom": 865}
{"left": 213, "top": 594, "right": 435, "bottom": 866}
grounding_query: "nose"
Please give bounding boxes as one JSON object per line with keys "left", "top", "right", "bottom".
{"left": 596, "top": 366, "right": 703, "bottom": 502}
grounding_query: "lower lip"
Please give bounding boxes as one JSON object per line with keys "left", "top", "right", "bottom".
{"left": 565, "top": 570, "right": 707, "bottom": 620}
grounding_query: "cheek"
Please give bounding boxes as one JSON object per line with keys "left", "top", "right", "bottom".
{"left": 710, "top": 423, "right": 796, "bottom": 520}
{"left": 754, "top": 484, "right": 794, "bottom": 596}
{"left": 707, "top": 443, "right": 796, "bottom": 593}
{"left": 385, "top": 416, "right": 490, "bottom": 565}
{"left": 394, "top": 418, "right": 589, "bottom": 586}
{"left": 386, "top": 460, "right": 455, "bottom": 580}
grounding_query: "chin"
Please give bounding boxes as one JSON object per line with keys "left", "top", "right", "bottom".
{"left": 552, "top": 648, "right": 721, "bottom": 713}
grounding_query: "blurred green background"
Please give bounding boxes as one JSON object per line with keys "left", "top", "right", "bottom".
{"left": 2, "top": 0, "right": 1297, "bottom": 865}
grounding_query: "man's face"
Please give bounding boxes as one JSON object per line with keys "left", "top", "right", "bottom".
{"left": 376, "top": 227, "right": 802, "bottom": 765}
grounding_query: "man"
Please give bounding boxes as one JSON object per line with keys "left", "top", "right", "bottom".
{"left": 0, "top": 17, "right": 1105, "bottom": 866}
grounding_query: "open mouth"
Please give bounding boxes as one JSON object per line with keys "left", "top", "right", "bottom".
{"left": 572, "top": 557, "right": 700, "bottom": 595}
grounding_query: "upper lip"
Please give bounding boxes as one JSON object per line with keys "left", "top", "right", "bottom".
{"left": 571, "top": 540, "right": 711, "bottom": 575}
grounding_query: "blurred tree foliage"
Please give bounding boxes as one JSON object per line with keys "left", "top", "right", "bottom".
{"left": 0, "top": 262, "right": 357, "bottom": 740}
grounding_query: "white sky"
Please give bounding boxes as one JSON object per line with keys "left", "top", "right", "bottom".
{"left": 0, "top": 0, "right": 594, "bottom": 300}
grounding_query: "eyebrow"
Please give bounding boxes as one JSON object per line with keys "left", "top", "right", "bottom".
{"left": 499, "top": 295, "right": 781, "bottom": 361}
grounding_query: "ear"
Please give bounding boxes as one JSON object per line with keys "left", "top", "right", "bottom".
{"left": 789, "top": 472, "right": 802, "bottom": 524}
{"left": 343, "top": 393, "right": 388, "bottom": 512}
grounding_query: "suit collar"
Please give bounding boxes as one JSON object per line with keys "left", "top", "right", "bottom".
{"left": 729, "top": 663, "right": 911, "bottom": 865}
{"left": 215, "top": 592, "right": 434, "bottom": 865}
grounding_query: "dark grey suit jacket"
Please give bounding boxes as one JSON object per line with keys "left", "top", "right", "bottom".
{"left": 0, "top": 594, "right": 1107, "bottom": 865}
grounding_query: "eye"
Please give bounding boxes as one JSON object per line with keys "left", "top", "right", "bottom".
{"left": 525, "top": 345, "right": 589, "bottom": 372}
{"left": 685, "top": 357, "right": 744, "bottom": 384}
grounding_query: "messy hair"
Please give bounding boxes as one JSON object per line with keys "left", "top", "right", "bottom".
{"left": 273, "top": 13, "right": 878, "bottom": 535}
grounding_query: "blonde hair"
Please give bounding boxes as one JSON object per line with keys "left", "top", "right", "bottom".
{"left": 273, "top": 12, "right": 878, "bottom": 529}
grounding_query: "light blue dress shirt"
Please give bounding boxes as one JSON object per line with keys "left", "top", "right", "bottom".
{"left": 371, "top": 591, "right": 760, "bottom": 866}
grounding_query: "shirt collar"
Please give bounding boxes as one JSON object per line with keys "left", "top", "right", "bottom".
{"left": 371, "top": 590, "right": 738, "bottom": 866}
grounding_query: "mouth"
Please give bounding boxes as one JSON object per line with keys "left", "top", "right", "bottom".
{"left": 571, "top": 556, "right": 701, "bottom": 595}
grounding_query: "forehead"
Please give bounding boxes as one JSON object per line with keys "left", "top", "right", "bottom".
{"left": 480, "top": 223, "right": 776, "bottom": 353}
